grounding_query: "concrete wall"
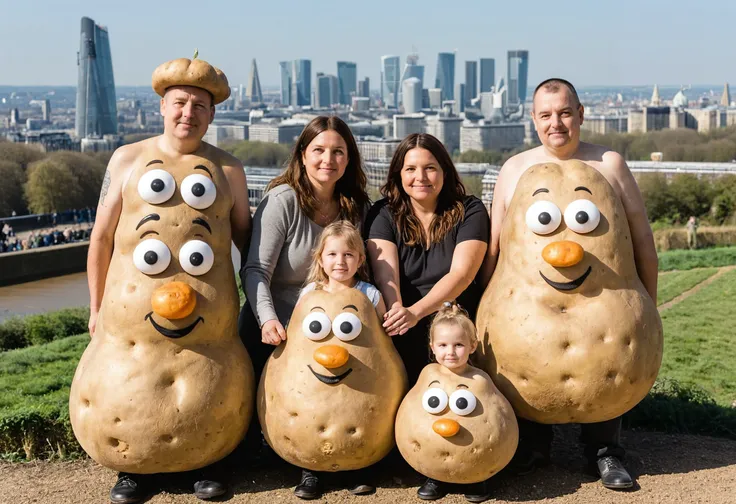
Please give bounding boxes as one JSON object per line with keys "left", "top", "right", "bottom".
{"left": 0, "top": 242, "right": 88, "bottom": 287}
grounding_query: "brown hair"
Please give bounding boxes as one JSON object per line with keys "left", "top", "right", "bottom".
{"left": 533, "top": 78, "right": 581, "bottom": 108}
{"left": 267, "top": 116, "right": 369, "bottom": 226}
{"left": 381, "top": 133, "right": 466, "bottom": 247}
{"left": 429, "top": 302, "right": 478, "bottom": 349}
{"left": 305, "top": 220, "right": 370, "bottom": 286}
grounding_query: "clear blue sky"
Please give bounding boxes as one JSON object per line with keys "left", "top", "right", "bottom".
{"left": 2, "top": 0, "right": 733, "bottom": 88}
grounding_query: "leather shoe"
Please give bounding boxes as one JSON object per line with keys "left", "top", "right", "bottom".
{"left": 294, "top": 470, "right": 321, "bottom": 500}
{"left": 193, "top": 479, "right": 227, "bottom": 500}
{"left": 110, "top": 473, "right": 145, "bottom": 504}
{"left": 417, "top": 478, "right": 447, "bottom": 500}
{"left": 348, "top": 482, "right": 375, "bottom": 495}
{"left": 464, "top": 479, "right": 492, "bottom": 502}
{"left": 596, "top": 456, "right": 633, "bottom": 490}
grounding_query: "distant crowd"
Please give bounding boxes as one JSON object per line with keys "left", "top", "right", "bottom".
{"left": 0, "top": 212, "right": 95, "bottom": 254}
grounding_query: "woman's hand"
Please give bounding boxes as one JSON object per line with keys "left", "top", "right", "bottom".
{"left": 383, "top": 304, "right": 420, "bottom": 336}
{"left": 261, "top": 319, "right": 286, "bottom": 345}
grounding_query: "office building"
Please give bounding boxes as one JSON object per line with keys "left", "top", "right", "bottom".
{"left": 435, "top": 52, "right": 455, "bottom": 101}
{"left": 381, "top": 55, "right": 401, "bottom": 108}
{"left": 465, "top": 61, "right": 477, "bottom": 106}
{"left": 246, "top": 59, "right": 263, "bottom": 103}
{"left": 358, "top": 78, "right": 370, "bottom": 98}
{"left": 507, "top": 50, "right": 529, "bottom": 106}
{"left": 402, "top": 77, "right": 422, "bottom": 114}
{"left": 337, "top": 61, "right": 357, "bottom": 106}
{"left": 479, "top": 58, "right": 495, "bottom": 93}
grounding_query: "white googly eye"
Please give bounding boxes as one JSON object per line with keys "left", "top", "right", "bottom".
{"left": 133, "top": 239, "right": 171, "bottom": 275}
{"left": 422, "top": 388, "right": 449, "bottom": 415}
{"left": 331, "top": 312, "right": 362, "bottom": 341}
{"left": 179, "top": 240, "right": 214, "bottom": 276}
{"left": 564, "top": 199, "right": 601, "bottom": 234}
{"left": 302, "top": 312, "right": 332, "bottom": 341}
{"left": 181, "top": 174, "right": 216, "bottom": 209}
{"left": 449, "top": 389, "right": 477, "bottom": 416}
{"left": 138, "top": 169, "right": 175, "bottom": 204}
{"left": 525, "top": 200, "right": 562, "bottom": 235}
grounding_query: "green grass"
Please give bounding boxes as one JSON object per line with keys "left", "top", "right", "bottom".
{"left": 657, "top": 268, "right": 719, "bottom": 305}
{"left": 658, "top": 246, "right": 736, "bottom": 271}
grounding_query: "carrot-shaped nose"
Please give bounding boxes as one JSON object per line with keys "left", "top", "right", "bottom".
{"left": 433, "top": 419, "right": 460, "bottom": 438}
{"left": 313, "top": 345, "right": 349, "bottom": 369}
{"left": 542, "top": 240, "right": 584, "bottom": 267}
{"left": 151, "top": 281, "right": 196, "bottom": 319}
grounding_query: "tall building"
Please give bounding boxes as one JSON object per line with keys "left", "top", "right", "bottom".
{"left": 399, "top": 53, "right": 425, "bottom": 106}
{"left": 650, "top": 84, "right": 661, "bottom": 106}
{"left": 290, "top": 59, "right": 311, "bottom": 107}
{"left": 455, "top": 83, "right": 466, "bottom": 113}
{"left": 464, "top": 61, "right": 477, "bottom": 106}
{"left": 279, "top": 61, "right": 292, "bottom": 105}
{"left": 479, "top": 58, "right": 495, "bottom": 93}
{"left": 337, "top": 61, "right": 357, "bottom": 106}
{"left": 315, "top": 73, "right": 338, "bottom": 108}
{"left": 246, "top": 59, "right": 263, "bottom": 103}
{"left": 428, "top": 88, "right": 442, "bottom": 109}
{"left": 435, "top": 52, "right": 456, "bottom": 101}
{"left": 507, "top": 50, "right": 529, "bottom": 106}
{"left": 721, "top": 83, "right": 731, "bottom": 107}
{"left": 10, "top": 108, "right": 20, "bottom": 126}
{"left": 75, "top": 16, "right": 117, "bottom": 138}
{"left": 393, "top": 113, "right": 425, "bottom": 139}
{"left": 358, "top": 78, "right": 370, "bottom": 98}
{"left": 402, "top": 77, "right": 422, "bottom": 114}
{"left": 41, "top": 100, "right": 51, "bottom": 122}
{"left": 381, "top": 55, "right": 401, "bottom": 108}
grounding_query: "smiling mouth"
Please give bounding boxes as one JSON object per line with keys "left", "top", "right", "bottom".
{"left": 539, "top": 266, "right": 592, "bottom": 291}
{"left": 307, "top": 365, "right": 353, "bottom": 384}
{"left": 145, "top": 312, "right": 204, "bottom": 338}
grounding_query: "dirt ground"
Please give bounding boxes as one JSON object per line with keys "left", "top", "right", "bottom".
{"left": 3, "top": 426, "right": 735, "bottom": 504}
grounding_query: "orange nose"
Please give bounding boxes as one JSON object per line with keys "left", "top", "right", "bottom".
{"left": 151, "top": 282, "right": 196, "bottom": 319}
{"left": 542, "top": 240, "right": 585, "bottom": 268}
{"left": 313, "top": 345, "right": 350, "bottom": 369}
{"left": 433, "top": 419, "right": 460, "bottom": 438}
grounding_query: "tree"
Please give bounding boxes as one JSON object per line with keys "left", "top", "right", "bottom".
{"left": 0, "top": 143, "right": 45, "bottom": 171}
{"left": 24, "top": 161, "right": 83, "bottom": 214}
{"left": 222, "top": 140, "right": 291, "bottom": 168}
{"left": 668, "top": 174, "right": 712, "bottom": 221}
{"left": 45, "top": 152, "right": 106, "bottom": 208}
{"left": 0, "top": 161, "right": 27, "bottom": 217}
{"left": 636, "top": 173, "right": 672, "bottom": 222}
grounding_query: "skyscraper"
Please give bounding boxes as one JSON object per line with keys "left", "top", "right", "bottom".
{"left": 479, "top": 58, "right": 495, "bottom": 93}
{"left": 402, "top": 77, "right": 422, "bottom": 114}
{"left": 279, "top": 61, "right": 292, "bottom": 105}
{"left": 381, "top": 55, "right": 401, "bottom": 108}
{"left": 337, "top": 61, "right": 357, "bottom": 106}
{"left": 507, "top": 50, "right": 529, "bottom": 106}
{"left": 75, "top": 16, "right": 117, "bottom": 138}
{"left": 316, "top": 73, "right": 338, "bottom": 108}
{"left": 246, "top": 58, "right": 263, "bottom": 103}
{"left": 720, "top": 83, "right": 731, "bottom": 107}
{"left": 291, "top": 59, "right": 311, "bottom": 107}
{"left": 435, "top": 52, "right": 455, "bottom": 101}
{"left": 399, "top": 53, "right": 425, "bottom": 106}
{"left": 464, "top": 61, "right": 477, "bottom": 106}
{"left": 358, "top": 78, "right": 370, "bottom": 98}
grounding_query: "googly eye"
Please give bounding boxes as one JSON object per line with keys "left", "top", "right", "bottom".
{"left": 179, "top": 240, "right": 214, "bottom": 276}
{"left": 525, "top": 200, "right": 562, "bottom": 235}
{"left": 181, "top": 174, "right": 216, "bottom": 209}
{"left": 422, "top": 388, "right": 449, "bottom": 414}
{"left": 302, "top": 312, "right": 332, "bottom": 341}
{"left": 564, "top": 199, "right": 601, "bottom": 234}
{"left": 449, "top": 389, "right": 477, "bottom": 416}
{"left": 331, "top": 312, "right": 362, "bottom": 341}
{"left": 138, "top": 169, "right": 176, "bottom": 204}
{"left": 133, "top": 239, "right": 171, "bottom": 275}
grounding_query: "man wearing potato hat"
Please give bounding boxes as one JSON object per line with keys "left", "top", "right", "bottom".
{"left": 85, "top": 55, "right": 252, "bottom": 503}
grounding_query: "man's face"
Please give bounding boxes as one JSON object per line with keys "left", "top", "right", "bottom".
{"left": 532, "top": 87, "right": 584, "bottom": 150}
{"left": 160, "top": 86, "right": 215, "bottom": 141}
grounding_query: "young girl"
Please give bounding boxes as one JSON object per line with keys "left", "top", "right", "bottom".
{"left": 299, "top": 220, "right": 386, "bottom": 317}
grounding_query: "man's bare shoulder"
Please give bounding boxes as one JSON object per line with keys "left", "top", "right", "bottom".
{"left": 202, "top": 142, "right": 244, "bottom": 172}
{"left": 501, "top": 146, "right": 545, "bottom": 173}
{"left": 109, "top": 136, "right": 159, "bottom": 171}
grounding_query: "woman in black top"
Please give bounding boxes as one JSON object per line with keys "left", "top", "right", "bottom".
{"left": 365, "top": 133, "right": 489, "bottom": 386}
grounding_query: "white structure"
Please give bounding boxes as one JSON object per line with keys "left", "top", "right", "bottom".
{"left": 393, "top": 113, "right": 425, "bottom": 139}
{"left": 402, "top": 77, "right": 422, "bottom": 114}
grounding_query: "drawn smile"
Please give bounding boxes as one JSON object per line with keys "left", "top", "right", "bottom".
{"left": 145, "top": 312, "right": 204, "bottom": 338}
{"left": 307, "top": 365, "right": 353, "bottom": 384}
{"left": 539, "top": 266, "right": 592, "bottom": 291}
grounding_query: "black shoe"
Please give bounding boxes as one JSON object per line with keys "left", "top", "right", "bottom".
{"left": 193, "top": 479, "right": 227, "bottom": 500}
{"left": 509, "top": 447, "right": 551, "bottom": 476}
{"left": 596, "top": 456, "right": 633, "bottom": 490}
{"left": 464, "top": 480, "right": 492, "bottom": 503}
{"left": 294, "top": 470, "right": 321, "bottom": 500}
{"left": 110, "top": 473, "right": 145, "bottom": 504}
{"left": 417, "top": 478, "right": 447, "bottom": 500}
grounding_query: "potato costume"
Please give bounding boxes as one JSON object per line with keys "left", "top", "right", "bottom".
{"left": 69, "top": 133, "right": 253, "bottom": 472}
{"left": 258, "top": 288, "right": 407, "bottom": 471}
{"left": 152, "top": 57, "right": 230, "bottom": 104}
{"left": 395, "top": 364, "right": 518, "bottom": 484}
{"left": 476, "top": 160, "right": 663, "bottom": 424}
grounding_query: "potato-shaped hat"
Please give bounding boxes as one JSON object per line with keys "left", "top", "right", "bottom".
{"left": 152, "top": 57, "right": 230, "bottom": 104}
{"left": 475, "top": 160, "right": 663, "bottom": 424}
{"left": 396, "top": 364, "right": 518, "bottom": 484}
{"left": 258, "top": 288, "right": 408, "bottom": 471}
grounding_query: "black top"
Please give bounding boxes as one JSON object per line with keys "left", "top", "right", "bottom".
{"left": 365, "top": 196, "right": 490, "bottom": 319}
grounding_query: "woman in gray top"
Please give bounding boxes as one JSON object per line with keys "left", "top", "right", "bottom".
{"left": 239, "top": 116, "right": 369, "bottom": 498}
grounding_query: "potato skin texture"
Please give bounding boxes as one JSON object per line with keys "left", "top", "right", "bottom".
{"left": 258, "top": 288, "right": 407, "bottom": 472}
{"left": 69, "top": 151, "right": 253, "bottom": 473}
{"left": 476, "top": 161, "right": 663, "bottom": 424}
{"left": 395, "top": 364, "right": 518, "bottom": 484}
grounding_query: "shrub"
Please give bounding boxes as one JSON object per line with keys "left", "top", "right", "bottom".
{"left": 0, "top": 307, "right": 89, "bottom": 351}
{"left": 0, "top": 318, "right": 28, "bottom": 351}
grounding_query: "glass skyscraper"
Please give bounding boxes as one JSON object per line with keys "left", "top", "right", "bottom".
{"left": 435, "top": 52, "right": 455, "bottom": 101}
{"left": 507, "top": 50, "right": 529, "bottom": 105}
{"left": 75, "top": 17, "right": 117, "bottom": 138}
{"left": 464, "top": 61, "right": 477, "bottom": 106}
{"left": 380, "top": 55, "right": 401, "bottom": 109}
{"left": 337, "top": 61, "right": 357, "bottom": 106}
{"left": 279, "top": 61, "right": 292, "bottom": 105}
{"left": 291, "top": 59, "right": 312, "bottom": 107}
{"left": 479, "top": 58, "right": 495, "bottom": 94}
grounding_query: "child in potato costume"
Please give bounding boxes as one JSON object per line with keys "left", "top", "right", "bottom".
{"left": 475, "top": 160, "right": 663, "bottom": 489}
{"left": 396, "top": 303, "right": 518, "bottom": 502}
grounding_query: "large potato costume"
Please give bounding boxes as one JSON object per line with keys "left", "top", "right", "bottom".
{"left": 476, "top": 160, "right": 662, "bottom": 424}
{"left": 395, "top": 364, "right": 518, "bottom": 484}
{"left": 69, "top": 149, "right": 253, "bottom": 473}
{"left": 258, "top": 288, "right": 407, "bottom": 471}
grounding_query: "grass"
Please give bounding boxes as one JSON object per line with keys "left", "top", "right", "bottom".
{"left": 658, "top": 246, "right": 736, "bottom": 271}
{"left": 657, "top": 268, "right": 719, "bottom": 305}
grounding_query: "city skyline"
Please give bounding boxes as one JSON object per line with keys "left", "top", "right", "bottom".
{"left": 2, "top": 0, "right": 735, "bottom": 88}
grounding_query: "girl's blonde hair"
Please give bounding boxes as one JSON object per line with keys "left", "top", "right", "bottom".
{"left": 429, "top": 301, "right": 478, "bottom": 348}
{"left": 306, "top": 220, "right": 370, "bottom": 286}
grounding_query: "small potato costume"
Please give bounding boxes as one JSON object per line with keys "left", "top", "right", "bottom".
{"left": 395, "top": 364, "right": 518, "bottom": 484}
{"left": 476, "top": 161, "right": 663, "bottom": 424}
{"left": 69, "top": 58, "right": 252, "bottom": 474}
{"left": 152, "top": 57, "right": 230, "bottom": 104}
{"left": 258, "top": 288, "right": 408, "bottom": 471}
